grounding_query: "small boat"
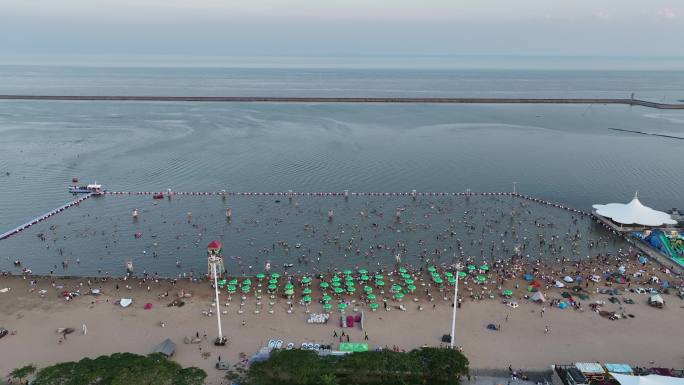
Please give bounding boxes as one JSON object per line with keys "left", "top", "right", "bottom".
{"left": 126, "top": 261, "right": 134, "bottom": 273}
{"left": 153, "top": 193, "right": 164, "bottom": 199}
{"left": 71, "top": 177, "right": 79, "bottom": 183}
{"left": 69, "top": 182, "right": 104, "bottom": 195}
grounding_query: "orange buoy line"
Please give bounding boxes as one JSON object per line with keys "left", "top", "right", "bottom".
{"left": 0, "top": 194, "right": 93, "bottom": 241}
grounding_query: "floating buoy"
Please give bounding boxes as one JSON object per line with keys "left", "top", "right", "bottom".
{"left": 132, "top": 209, "right": 139, "bottom": 218}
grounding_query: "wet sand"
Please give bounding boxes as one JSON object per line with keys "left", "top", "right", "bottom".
{"left": 1, "top": 260, "right": 682, "bottom": 384}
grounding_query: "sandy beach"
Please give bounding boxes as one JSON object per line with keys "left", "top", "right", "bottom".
{"left": 1, "top": 263, "right": 683, "bottom": 384}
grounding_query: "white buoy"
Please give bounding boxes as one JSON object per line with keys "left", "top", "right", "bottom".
{"left": 167, "top": 188, "right": 173, "bottom": 199}
{"left": 343, "top": 189, "right": 349, "bottom": 200}
{"left": 288, "top": 189, "right": 293, "bottom": 202}
{"left": 411, "top": 189, "right": 417, "bottom": 200}
{"left": 221, "top": 189, "right": 227, "bottom": 201}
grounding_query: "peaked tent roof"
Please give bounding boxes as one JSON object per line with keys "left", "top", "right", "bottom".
{"left": 530, "top": 291, "right": 546, "bottom": 302}
{"left": 610, "top": 373, "right": 684, "bottom": 385}
{"left": 153, "top": 338, "right": 176, "bottom": 357}
{"left": 207, "top": 240, "right": 222, "bottom": 249}
{"left": 593, "top": 193, "right": 676, "bottom": 227}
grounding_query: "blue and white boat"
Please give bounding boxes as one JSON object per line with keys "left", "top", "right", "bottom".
{"left": 69, "top": 182, "right": 104, "bottom": 195}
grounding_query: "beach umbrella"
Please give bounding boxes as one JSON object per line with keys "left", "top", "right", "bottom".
{"left": 226, "top": 285, "right": 236, "bottom": 294}
{"left": 322, "top": 295, "right": 332, "bottom": 302}
{"left": 347, "top": 287, "right": 356, "bottom": 294}
{"left": 284, "top": 289, "right": 294, "bottom": 296}
{"left": 241, "top": 286, "right": 251, "bottom": 293}
{"left": 394, "top": 292, "right": 405, "bottom": 300}
{"left": 375, "top": 280, "right": 385, "bottom": 287}
{"left": 467, "top": 265, "right": 476, "bottom": 271}
{"left": 407, "top": 284, "right": 416, "bottom": 292}
{"left": 284, "top": 283, "right": 294, "bottom": 290}
{"left": 427, "top": 266, "right": 437, "bottom": 273}
{"left": 433, "top": 277, "right": 443, "bottom": 285}
{"left": 319, "top": 282, "right": 330, "bottom": 289}
{"left": 391, "top": 284, "right": 402, "bottom": 292}
{"left": 444, "top": 272, "right": 453, "bottom": 278}
{"left": 360, "top": 275, "right": 370, "bottom": 281}
{"left": 398, "top": 267, "right": 407, "bottom": 274}
{"left": 374, "top": 274, "right": 384, "bottom": 280}
{"left": 358, "top": 268, "right": 368, "bottom": 274}
{"left": 302, "top": 295, "right": 312, "bottom": 303}
{"left": 267, "top": 284, "right": 277, "bottom": 291}
{"left": 302, "top": 288, "right": 312, "bottom": 295}
{"left": 270, "top": 273, "right": 280, "bottom": 279}
{"left": 457, "top": 271, "right": 467, "bottom": 278}
{"left": 363, "top": 286, "right": 373, "bottom": 294}
{"left": 343, "top": 269, "right": 352, "bottom": 276}
{"left": 301, "top": 277, "right": 311, "bottom": 285}
{"left": 331, "top": 281, "right": 341, "bottom": 287}
{"left": 334, "top": 287, "right": 344, "bottom": 295}
{"left": 476, "top": 275, "right": 486, "bottom": 283}
{"left": 323, "top": 303, "right": 332, "bottom": 312}
{"left": 229, "top": 279, "right": 238, "bottom": 285}
{"left": 337, "top": 303, "right": 347, "bottom": 311}
{"left": 404, "top": 278, "right": 414, "bottom": 285}
{"left": 331, "top": 276, "right": 341, "bottom": 282}
{"left": 431, "top": 272, "right": 440, "bottom": 279}
{"left": 242, "top": 279, "right": 252, "bottom": 286}
{"left": 369, "top": 302, "right": 379, "bottom": 311}
{"left": 367, "top": 293, "right": 376, "bottom": 301}
{"left": 480, "top": 265, "right": 489, "bottom": 271}
{"left": 447, "top": 277, "right": 457, "bottom": 285}
{"left": 503, "top": 289, "right": 513, "bottom": 297}
{"left": 256, "top": 273, "right": 265, "bottom": 280}
{"left": 268, "top": 278, "right": 278, "bottom": 285}
{"left": 217, "top": 279, "right": 226, "bottom": 287}
{"left": 401, "top": 273, "right": 411, "bottom": 280}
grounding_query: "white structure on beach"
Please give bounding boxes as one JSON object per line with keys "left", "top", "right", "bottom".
{"left": 592, "top": 193, "right": 676, "bottom": 230}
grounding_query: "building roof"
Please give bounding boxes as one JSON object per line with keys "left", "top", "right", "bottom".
{"left": 592, "top": 193, "right": 676, "bottom": 227}
{"left": 611, "top": 373, "right": 684, "bottom": 385}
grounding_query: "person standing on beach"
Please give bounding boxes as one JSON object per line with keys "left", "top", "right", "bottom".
{"left": 364, "top": 332, "right": 369, "bottom": 340}
{"left": 544, "top": 325, "right": 549, "bottom": 334}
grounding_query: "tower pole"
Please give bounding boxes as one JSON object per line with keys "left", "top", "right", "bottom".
{"left": 450, "top": 272, "right": 459, "bottom": 348}
{"left": 211, "top": 257, "right": 223, "bottom": 340}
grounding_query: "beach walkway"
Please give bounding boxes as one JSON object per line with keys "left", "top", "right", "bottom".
{"left": 0, "top": 194, "right": 92, "bottom": 240}
{"left": 0, "top": 95, "right": 683, "bottom": 109}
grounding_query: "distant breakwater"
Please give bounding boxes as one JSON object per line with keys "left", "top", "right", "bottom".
{"left": 1, "top": 95, "right": 684, "bottom": 109}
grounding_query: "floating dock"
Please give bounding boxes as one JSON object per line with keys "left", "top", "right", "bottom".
{"left": 0, "top": 194, "right": 92, "bottom": 240}
{"left": 0, "top": 95, "right": 683, "bottom": 109}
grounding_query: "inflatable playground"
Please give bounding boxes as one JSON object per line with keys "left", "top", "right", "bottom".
{"left": 633, "top": 229, "right": 684, "bottom": 268}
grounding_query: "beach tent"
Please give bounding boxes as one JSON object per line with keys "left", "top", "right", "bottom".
{"left": 530, "top": 291, "right": 546, "bottom": 302}
{"left": 120, "top": 298, "right": 132, "bottom": 308}
{"left": 610, "top": 373, "right": 684, "bottom": 385}
{"left": 593, "top": 194, "right": 676, "bottom": 227}
{"left": 648, "top": 294, "right": 664, "bottom": 307}
{"left": 339, "top": 343, "right": 368, "bottom": 352}
{"left": 152, "top": 338, "right": 176, "bottom": 357}
{"left": 555, "top": 281, "right": 565, "bottom": 288}
{"left": 563, "top": 276, "right": 575, "bottom": 283}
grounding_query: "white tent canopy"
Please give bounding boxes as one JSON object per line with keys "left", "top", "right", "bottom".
{"left": 611, "top": 373, "right": 684, "bottom": 385}
{"left": 593, "top": 193, "right": 676, "bottom": 227}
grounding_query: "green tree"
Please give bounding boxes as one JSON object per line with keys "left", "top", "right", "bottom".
{"left": 10, "top": 364, "right": 36, "bottom": 384}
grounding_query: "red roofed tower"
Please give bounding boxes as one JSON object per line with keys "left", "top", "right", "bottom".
{"left": 207, "top": 240, "right": 225, "bottom": 279}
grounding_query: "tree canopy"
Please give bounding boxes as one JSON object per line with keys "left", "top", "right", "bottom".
{"left": 243, "top": 347, "right": 469, "bottom": 385}
{"left": 31, "top": 353, "right": 206, "bottom": 385}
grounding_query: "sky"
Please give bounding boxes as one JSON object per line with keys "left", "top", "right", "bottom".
{"left": 0, "top": 0, "right": 683, "bottom": 58}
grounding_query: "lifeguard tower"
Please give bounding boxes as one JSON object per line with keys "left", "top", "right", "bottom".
{"left": 207, "top": 240, "right": 225, "bottom": 279}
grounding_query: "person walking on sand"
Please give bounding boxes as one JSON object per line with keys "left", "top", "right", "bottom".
{"left": 364, "top": 332, "right": 369, "bottom": 341}
{"left": 333, "top": 330, "right": 338, "bottom": 338}
{"left": 544, "top": 325, "right": 549, "bottom": 334}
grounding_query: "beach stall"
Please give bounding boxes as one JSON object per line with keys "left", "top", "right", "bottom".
{"left": 575, "top": 362, "right": 606, "bottom": 381}
{"left": 604, "top": 364, "right": 633, "bottom": 375}
{"left": 610, "top": 373, "right": 684, "bottom": 385}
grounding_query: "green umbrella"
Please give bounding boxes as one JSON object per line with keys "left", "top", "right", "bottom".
{"left": 391, "top": 284, "right": 402, "bottom": 292}
{"left": 331, "top": 276, "right": 341, "bottom": 282}
{"left": 502, "top": 289, "right": 513, "bottom": 297}
{"left": 270, "top": 273, "right": 280, "bottom": 279}
{"left": 346, "top": 281, "right": 355, "bottom": 287}
{"left": 302, "top": 288, "right": 312, "bottom": 295}
{"left": 367, "top": 293, "right": 376, "bottom": 300}
{"left": 241, "top": 286, "right": 251, "bottom": 293}
{"left": 369, "top": 302, "right": 379, "bottom": 310}
{"left": 427, "top": 266, "right": 437, "bottom": 273}
{"left": 319, "top": 282, "right": 330, "bottom": 289}
{"left": 401, "top": 273, "right": 411, "bottom": 280}
{"left": 302, "top": 295, "right": 312, "bottom": 303}
{"left": 375, "top": 280, "right": 385, "bottom": 287}
{"left": 284, "top": 289, "right": 294, "bottom": 296}
{"left": 322, "top": 295, "right": 332, "bottom": 302}
{"left": 358, "top": 268, "right": 368, "bottom": 274}
{"left": 476, "top": 275, "right": 486, "bottom": 283}
{"left": 337, "top": 303, "right": 347, "bottom": 310}
{"left": 284, "top": 283, "right": 294, "bottom": 290}
{"left": 334, "top": 287, "right": 344, "bottom": 295}
{"left": 301, "top": 276, "right": 311, "bottom": 284}
{"left": 398, "top": 267, "right": 407, "bottom": 274}
{"left": 331, "top": 281, "right": 341, "bottom": 287}
{"left": 256, "top": 273, "right": 265, "bottom": 280}
{"left": 360, "top": 275, "right": 369, "bottom": 281}
{"left": 407, "top": 284, "right": 416, "bottom": 291}
{"left": 268, "top": 278, "right": 278, "bottom": 285}
{"left": 242, "top": 279, "right": 252, "bottom": 286}
{"left": 457, "top": 271, "right": 467, "bottom": 278}
{"left": 343, "top": 269, "right": 352, "bottom": 275}
{"left": 228, "top": 279, "right": 238, "bottom": 285}
{"left": 267, "top": 284, "right": 277, "bottom": 291}
{"left": 347, "top": 287, "right": 356, "bottom": 294}
{"left": 404, "top": 278, "right": 414, "bottom": 285}
{"left": 226, "top": 285, "right": 236, "bottom": 293}
{"left": 444, "top": 272, "right": 453, "bottom": 278}
{"left": 345, "top": 276, "right": 354, "bottom": 282}
{"left": 431, "top": 272, "right": 440, "bottom": 279}
{"left": 433, "top": 277, "right": 443, "bottom": 284}
{"left": 363, "top": 286, "right": 373, "bottom": 294}
{"left": 217, "top": 279, "right": 226, "bottom": 286}
{"left": 480, "top": 265, "right": 489, "bottom": 271}
{"left": 467, "top": 265, "right": 476, "bottom": 271}
{"left": 448, "top": 277, "right": 457, "bottom": 285}
{"left": 394, "top": 292, "right": 405, "bottom": 300}
{"left": 374, "top": 274, "right": 384, "bottom": 280}
{"left": 323, "top": 303, "right": 332, "bottom": 311}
